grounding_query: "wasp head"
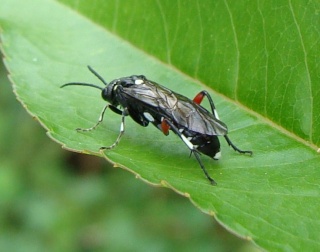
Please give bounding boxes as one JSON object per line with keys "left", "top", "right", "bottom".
{"left": 101, "top": 80, "right": 118, "bottom": 105}
{"left": 102, "top": 75, "right": 147, "bottom": 105}
{"left": 61, "top": 67, "right": 147, "bottom": 107}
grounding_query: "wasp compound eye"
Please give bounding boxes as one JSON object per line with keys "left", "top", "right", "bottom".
{"left": 101, "top": 83, "right": 117, "bottom": 105}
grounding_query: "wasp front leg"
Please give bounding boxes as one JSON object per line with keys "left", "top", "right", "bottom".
{"left": 100, "top": 108, "right": 129, "bottom": 150}
{"left": 76, "top": 104, "right": 122, "bottom": 132}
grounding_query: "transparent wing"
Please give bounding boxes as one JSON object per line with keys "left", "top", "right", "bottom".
{"left": 122, "top": 80, "right": 228, "bottom": 136}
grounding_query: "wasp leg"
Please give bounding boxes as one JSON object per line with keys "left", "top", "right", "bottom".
{"left": 193, "top": 90, "right": 220, "bottom": 120}
{"left": 76, "top": 104, "right": 109, "bottom": 132}
{"left": 100, "top": 108, "right": 129, "bottom": 150}
{"left": 193, "top": 151, "right": 217, "bottom": 185}
{"left": 76, "top": 104, "right": 121, "bottom": 132}
{"left": 224, "top": 135, "right": 253, "bottom": 155}
{"left": 193, "top": 91, "right": 252, "bottom": 156}
{"left": 163, "top": 118, "right": 217, "bottom": 185}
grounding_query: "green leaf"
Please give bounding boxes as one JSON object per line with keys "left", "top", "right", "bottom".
{"left": 59, "top": 0, "right": 320, "bottom": 147}
{"left": 0, "top": 0, "right": 319, "bottom": 251}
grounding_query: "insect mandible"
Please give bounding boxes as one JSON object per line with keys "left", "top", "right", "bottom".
{"left": 61, "top": 66, "right": 252, "bottom": 185}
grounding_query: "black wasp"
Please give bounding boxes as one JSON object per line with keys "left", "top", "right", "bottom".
{"left": 61, "top": 66, "right": 252, "bottom": 185}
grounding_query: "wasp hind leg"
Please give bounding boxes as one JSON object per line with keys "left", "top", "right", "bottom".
{"left": 193, "top": 90, "right": 252, "bottom": 156}
{"left": 193, "top": 90, "right": 220, "bottom": 120}
{"left": 224, "top": 135, "right": 252, "bottom": 155}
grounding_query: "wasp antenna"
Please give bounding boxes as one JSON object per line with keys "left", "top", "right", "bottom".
{"left": 60, "top": 82, "right": 104, "bottom": 90}
{"left": 87, "top": 65, "right": 108, "bottom": 86}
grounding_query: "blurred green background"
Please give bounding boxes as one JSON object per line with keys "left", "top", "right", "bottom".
{"left": 0, "top": 59, "right": 257, "bottom": 251}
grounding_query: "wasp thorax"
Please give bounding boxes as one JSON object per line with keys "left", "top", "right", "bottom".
{"left": 131, "top": 75, "right": 146, "bottom": 85}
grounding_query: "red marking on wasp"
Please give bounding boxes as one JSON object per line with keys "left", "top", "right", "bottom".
{"left": 193, "top": 91, "right": 205, "bottom": 105}
{"left": 161, "top": 118, "right": 170, "bottom": 135}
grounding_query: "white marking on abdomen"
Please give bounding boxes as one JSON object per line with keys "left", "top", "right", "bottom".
{"left": 213, "top": 151, "right": 221, "bottom": 160}
{"left": 143, "top": 112, "right": 154, "bottom": 122}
